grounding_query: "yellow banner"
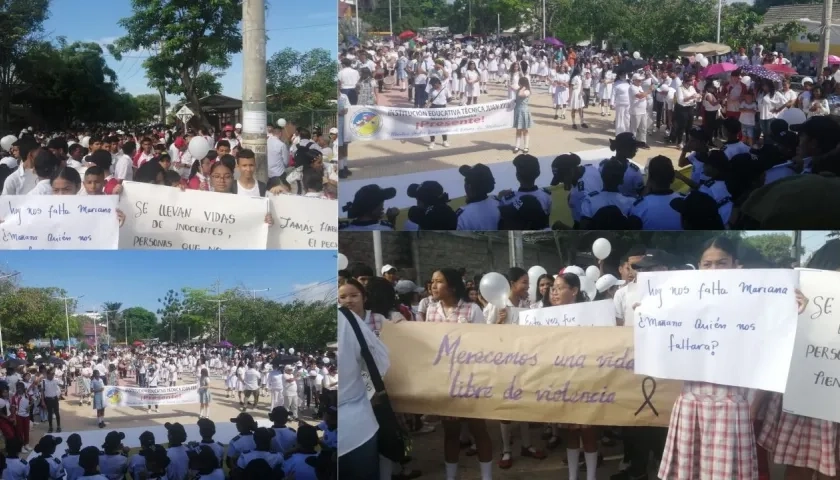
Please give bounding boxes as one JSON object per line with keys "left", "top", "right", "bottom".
{"left": 380, "top": 322, "right": 682, "bottom": 427}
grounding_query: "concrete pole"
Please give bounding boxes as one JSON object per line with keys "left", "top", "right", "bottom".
{"left": 508, "top": 231, "right": 524, "bottom": 268}
{"left": 819, "top": 0, "right": 833, "bottom": 73}
{"left": 716, "top": 0, "right": 722, "bottom": 44}
{"left": 242, "top": 0, "right": 269, "bottom": 183}
{"left": 372, "top": 231, "right": 384, "bottom": 274}
{"left": 159, "top": 86, "right": 167, "bottom": 124}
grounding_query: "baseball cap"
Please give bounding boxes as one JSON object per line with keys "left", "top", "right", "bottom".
{"left": 512, "top": 154, "right": 540, "bottom": 179}
{"left": 164, "top": 422, "right": 187, "bottom": 441}
{"left": 407, "top": 181, "right": 449, "bottom": 205}
{"left": 459, "top": 163, "right": 495, "bottom": 193}
{"left": 611, "top": 132, "right": 645, "bottom": 150}
{"left": 595, "top": 274, "right": 625, "bottom": 292}
{"left": 329, "top": 127, "right": 338, "bottom": 134}
{"left": 671, "top": 190, "right": 725, "bottom": 229}
{"left": 395, "top": 280, "right": 424, "bottom": 295}
{"left": 344, "top": 184, "right": 397, "bottom": 218}
{"left": 550, "top": 153, "right": 582, "bottom": 186}
{"left": 230, "top": 412, "right": 257, "bottom": 427}
{"left": 407, "top": 204, "right": 457, "bottom": 230}
{"left": 632, "top": 249, "right": 676, "bottom": 269}
{"left": 381, "top": 264, "right": 397, "bottom": 274}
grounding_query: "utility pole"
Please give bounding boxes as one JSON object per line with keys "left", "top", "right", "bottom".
{"left": 242, "top": 0, "right": 269, "bottom": 183}
{"left": 205, "top": 280, "right": 229, "bottom": 344}
{"left": 716, "top": 0, "right": 722, "bottom": 43}
{"left": 0, "top": 272, "right": 20, "bottom": 354}
{"left": 469, "top": 0, "right": 472, "bottom": 36}
{"left": 819, "top": 0, "right": 834, "bottom": 73}
{"left": 398, "top": 0, "right": 401, "bottom": 18}
{"left": 793, "top": 231, "right": 803, "bottom": 266}
{"left": 101, "top": 309, "right": 119, "bottom": 347}
{"left": 389, "top": 0, "right": 393, "bottom": 35}
{"left": 239, "top": 287, "right": 270, "bottom": 346}
{"left": 54, "top": 295, "right": 84, "bottom": 351}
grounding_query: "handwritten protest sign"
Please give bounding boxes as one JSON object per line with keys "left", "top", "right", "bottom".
{"left": 379, "top": 322, "right": 682, "bottom": 426}
{"left": 118, "top": 182, "right": 269, "bottom": 250}
{"left": 267, "top": 195, "right": 337, "bottom": 250}
{"left": 0, "top": 196, "right": 119, "bottom": 249}
{"left": 634, "top": 269, "right": 799, "bottom": 392}
{"left": 783, "top": 269, "right": 840, "bottom": 422}
{"left": 519, "top": 300, "right": 615, "bottom": 327}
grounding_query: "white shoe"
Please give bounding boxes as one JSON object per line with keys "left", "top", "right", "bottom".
{"left": 442, "top": 141, "right": 450, "bottom": 147}
{"left": 428, "top": 142, "right": 435, "bottom": 150}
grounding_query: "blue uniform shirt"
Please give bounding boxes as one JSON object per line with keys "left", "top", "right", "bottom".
{"left": 498, "top": 187, "right": 553, "bottom": 215}
{"left": 569, "top": 164, "right": 604, "bottom": 223}
{"left": 698, "top": 179, "right": 733, "bottom": 226}
{"left": 270, "top": 427, "right": 298, "bottom": 454}
{"left": 282, "top": 453, "right": 319, "bottom": 480}
{"left": 580, "top": 190, "right": 635, "bottom": 219}
{"left": 61, "top": 453, "right": 83, "bottom": 480}
{"left": 628, "top": 192, "right": 685, "bottom": 230}
{"left": 687, "top": 152, "right": 710, "bottom": 184}
{"left": 764, "top": 161, "right": 797, "bottom": 185}
{"left": 600, "top": 159, "right": 643, "bottom": 197}
{"left": 456, "top": 196, "right": 501, "bottom": 230}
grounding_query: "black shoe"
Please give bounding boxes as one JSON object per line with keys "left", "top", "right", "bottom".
{"left": 581, "top": 123, "right": 589, "bottom": 128}
{"left": 56, "top": 427, "right": 61, "bottom": 433}
{"left": 338, "top": 169, "right": 348, "bottom": 179}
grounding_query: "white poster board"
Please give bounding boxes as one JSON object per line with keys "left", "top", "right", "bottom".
{"left": 267, "top": 194, "right": 338, "bottom": 250}
{"left": 634, "top": 269, "right": 799, "bottom": 392}
{"left": 118, "top": 182, "right": 269, "bottom": 250}
{"left": 0, "top": 195, "right": 119, "bottom": 249}
{"left": 783, "top": 269, "right": 840, "bottom": 422}
{"left": 519, "top": 300, "right": 616, "bottom": 327}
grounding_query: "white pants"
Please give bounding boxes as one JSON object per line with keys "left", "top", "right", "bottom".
{"left": 284, "top": 394, "right": 299, "bottom": 418}
{"left": 630, "top": 113, "right": 648, "bottom": 143}
{"left": 614, "top": 105, "right": 631, "bottom": 134}
{"left": 270, "top": 389, "right": 284, "bottom": 410}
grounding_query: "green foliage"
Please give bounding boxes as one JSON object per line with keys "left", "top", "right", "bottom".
{"left": 741, "top": 233, "right": 800, "bottom": 267}
{"left": 120, "top": 307, "right": 159, "bottom": 343}
{"left": 134, "top": 94, "right": 166, "bottom": 122}
{"left": 266, "top": 48, "right": 337, "bottom": 126}
{"left": 0, "top": 0, "right": 50, "bottom": 130}
{"left": 0, "top": 287, "right": 80, "bottom": 345}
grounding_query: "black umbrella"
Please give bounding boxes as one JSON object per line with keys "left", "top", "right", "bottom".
{"left": 2, "top": 358, "right": 26, "bottom": 369}
{"left": 46, "top": 356, "right": 65, "bottom": 366}
{"left": 271, "top": 354, "right": 300, "bottom": 367}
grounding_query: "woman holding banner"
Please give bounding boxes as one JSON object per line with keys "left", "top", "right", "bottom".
{"left": 757, "top": 239, "right": 840, "bottom": 480}
{"left": 658, "top": 236, "right": 808, "bottom": 480}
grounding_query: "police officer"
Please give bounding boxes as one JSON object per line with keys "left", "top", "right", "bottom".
{"left": 5, "top": 439, "right": 29, "bottom": 480}
{"left": 695, "top": 149, "right": 734, "bottom": 226}
{"left": 406, "top": 181, "right": 457, "bottom": 230}
{"left": 60, "top": 434, "right": 83, "bottom": 480}
{"left": 226, "top": 413, "right": 258, "bottom": 469}
{"left": 677, "top": 127, "right": 712, "bottom": 185}
{"left": 580, "top": 158, "right": 636, "bottom": 228}
{"left": 191, "top": 418, "right": 225, "bottom": 467}
{"left": 498, "top": 154, "right": 552, "bottom": 215}
{"left": 600, "top": 132, "right": 645, "bottom": 196}
{"left": 98, "top": 431, "right": 128, "bottom": 480}
{"left": 269, "top": 406, "right": 298, "bottom": 454}
{"left": 339, "top": 184, "right": 399, "bottom": 231}
{"left": 127, "top": 431, "right": 156, "bottom": 480}
{"left": 627, "top": 155, "right": 685, "bottom": 230}
{"left": 550, "top": 153, "right": 603, "bottom": 228}
{"left": 32, "top": 434, "right": 65, "bottom": 480}
{"left": 236, "top": 427, "right": 283, "bottom": 471}
{"left": 455, "top": 163, "right": 501, "bottom": 230}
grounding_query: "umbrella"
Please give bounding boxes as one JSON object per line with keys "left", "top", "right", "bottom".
{"left": 615, "top": 59, "right": 648, "bottom": 76}
{"left": 765, "top": 64, "right": 797, "bottom": 75}
{"left": 544, "top": 37, "right": 563, "bottom": 47}
{"left": 271, "top": 354, "right": 300, "bottom": 367}
{"left": 132, "top": 340, "right": 144, "bottom": 346}
{"left": 398, "top": 30, "right": 415, "bottom": 40}
{"left": 217, "top": 340, "right": 233, "bottom": 348}
{"left": 679, "top": 42, "right": 731, "bottom": 56}
{"left": 2, "top": 358, "right": 25, "bottom": 368}
{"left": 46, "top": 356, "right": 65, "bottom": 366}
{"left": 829, "top": 55, "right": 840, "bottom": 65}
{"left": 700, "top": 62, "right": 738, "bottom": 78}
{"left": 739, "top": 65, "right": 783, "bottom": 83}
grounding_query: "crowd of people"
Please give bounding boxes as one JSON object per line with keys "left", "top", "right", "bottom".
{"left": 337, "top": 236, "right": 840, "bottom": 480}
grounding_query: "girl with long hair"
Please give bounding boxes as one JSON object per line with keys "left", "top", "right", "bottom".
{"left": 513, "top": 76, "right": 533, "bottom": 153}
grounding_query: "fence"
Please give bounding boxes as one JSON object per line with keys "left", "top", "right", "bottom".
{"left": 268, "top": 109, "right": 337, "bottom": 132}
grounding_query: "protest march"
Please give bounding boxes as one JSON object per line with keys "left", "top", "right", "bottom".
{"left": 337, "top": 231, "right": 840, "bottom": 480}
{"left": 338, "top": 32, "right": 840, "bottom": 231}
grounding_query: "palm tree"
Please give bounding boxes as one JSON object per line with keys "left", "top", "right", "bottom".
{"left": 102, "top": 301, "right": 122, "bottom": 345}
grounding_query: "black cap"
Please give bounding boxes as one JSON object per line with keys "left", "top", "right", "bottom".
{"left": 164, "top": 422, "right": 187, "bottom": 442}
{"left": 790, "top": 115, "right": 840, "bottom": 139}
{"left": 102, "top": 431, "right": 125, "bottom": 449}
{"left": 344, "top": 184, "right": 397, "bottom": 218}
{"left": 770, "top": 118, "right": 790, "bottom": 138}
{"left": 197, "top": 418, "right": 216, "bottom": 433}
{"left": 459, "top": 163, "right": 495, "bottom": 193}
{"left": 499, "top": 195, "right": 548, "bottom": 229}
{"left": 550, "top": 154, "right": 582, "bottom": 186}
{"left": 512, "top": 154, "right": 540, "bottom": 179}
{"left": 254, "top": 427, "right": 276, "bottom": 445}
{"left": 66, "top": 433, "right": 82, "bottom": 448}
{"left": 687, "top": 126, "right": 710, "bottom": 142}
{"left": 269, "top": 406, "right": 290, "bottom": 422}
{"left": 230, "top": 412, "right": 257, "bottom": 428}
{"left": 34, "top": 434, "right": 62, "bottom": 453}
{"left": 695, "top": 149, "right": 730, "bottom": 173}
{"left": 79, "top": 446, "right": 101, "bottom": 470}
{"left": 139, "top": 431, "right": 156, "bottom": 447}
{"left": 407, "top": 181, "right": 448, "bottom": 206}
{"left": 631, "top": 249, "right": 677, "bottom": 269}
{"left": 611, "top": 132, "right": 645, "bottom": 150}
{"left": 671, "top": 191, "right": 725, "bottom": 229}
{"left": 407, "top": 204, "right": 457, "bottom": 229}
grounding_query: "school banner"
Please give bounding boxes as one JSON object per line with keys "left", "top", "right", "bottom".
{"left": 519, "top": 300, "right": 616, "bottom": 327}
{"left": 267, "top": 195, "right": 337, "bottom": 250}
{"left": 0, "top": 195, "right": 119, "bottom": 249}
{"left": 103, "top": 383, "right": 199, "bottom": 407}
{"left": 783, "top": 269, "right": 840, "bottom": 422}
{"left": 345, "top": 99, "right": 515, "bottom": 141}
{"left": 379, "top": 322, "right": 682, "bottom": 426}
{"left": 118, "top": 181, "right": 269, "bottom": 250}
{"left": 634, "top": 269, "right": 799, "bottom": 392}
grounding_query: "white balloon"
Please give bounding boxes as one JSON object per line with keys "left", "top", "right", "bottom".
{"left": 0, "top": 135, "right": 16, "bottom": 152}
{"left": 564, "top": 265, "right": 585, "bottom": 277}
{"left": 632, "top": 51, "right": 640, "bottom": 60}
{"left": 80, "top": 136, "right": 90, "bottom": 148}
{"left": 479, "top": 272, "right": 511, "bottom": 308}
{"left": 337, "top": 253, "right": 349, "bottom": 270}
{"left": 322, "top": 357, "right": 330, "bottom": 364}
{"left": 527, "top": 266, "right": 548, "bottom": 302}
{"left": 288, "top": 348, "right": 295, "bottom": 354}
{"left": 581, "top": 277, "right": 597, "bottom": 301}
{"left": 585, "top": 265, "right": 601, "bottom": 282}
{"left": 779, "top": 108, "right": 806, "bottom": 126}
{"left": 188, "top": 136, "right": 211, "bottom": 159}
{"left": 592, "top": 238, "right": 612, "bottom": 260}
{"left": 527, "top": 266, "right": 547, "bottom": 279}
{"left": 695, "top": 53, "right": 705, "bottom": 61}
{"left": 699, "top": 58, "right": 709, "bottom": 68}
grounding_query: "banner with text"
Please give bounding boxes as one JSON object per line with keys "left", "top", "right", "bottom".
{"left": 379, "top": 322, "right": 682, "bottom": 426}
{"left": 783, "top": 269, "right": 840, "bottom": 422}
{"left": 104, "top": 383, "right": 199, "bottom": 407}
{"left": 268, "top": 195, "right": 337, "bottom": 250}
{"left": 519, "top": 300, "right": 616, "bottom": 327}
{"left": 118, "top": 182, "right": 269, "bottom": 250}
{"left": 0, "top": 196, "right": 119, "bottom": 250}
{"left": 345, "top": 100, "right": 515, "bottom": 141}
{"left": 634, "top": 269, "right": 799, "bottom": 392}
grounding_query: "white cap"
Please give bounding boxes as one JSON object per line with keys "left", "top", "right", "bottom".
{"left": 296, "top": 361, "right": 303, "bottom": 367}
{"left": 632, "top": 74, "right": 644, "bottom": 81}
{"left": 0, "top": 135, "right": 17, "bottom": 152}
{"left": 595, "top": 274, "right": 626, "bottom": 293}
{"left": 802, "top": 77, "right": 814, "bottom": 84}
{"left": 235, "top": 123, "right": 242, "bottom": 129}
{"left": 395, "top": 280, "right": 424, "bottom": 295}
{"left": 771, "top": 51, "right": 778, "bottom": 55}
{"left": 381, "top": 264, "right": 397, "bottom": 275}
{"left": 329, "top": 127, "right": 338, "bottom": 134}
{"left": 277, "top": 118, "right": 286, "bottom": 128}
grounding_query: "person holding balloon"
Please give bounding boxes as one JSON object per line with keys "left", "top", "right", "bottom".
{"left": 481, "top": 268, "right": 549, "bottom": 470}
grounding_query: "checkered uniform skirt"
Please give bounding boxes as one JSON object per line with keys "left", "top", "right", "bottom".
{"left": 658, "top": 381, "right": 757, "bottom": 480}
{"left": 757, "top": 393, "right": 839, "bottom": 476}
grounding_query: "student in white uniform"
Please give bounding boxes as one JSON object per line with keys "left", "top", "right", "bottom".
{"left": 550, "top": 153, "right": 603, "bottom": 227}
{"left": 599, "top": 67, "right": 616, "bottom": 116}
{"left": 235, "top": 428, "right": 283, "bottom": 471}
{"left": 282, "top": 365, "right": 300, "bottom": 420}
{"left": 551, "top": 64, "right": 570, "bottom": 120}
{"left": 269, "top": 407, "right": 298, "bottom": 454}
{"left": 455, "top": 163, "right": 501, "bottom": 230}
{"left": 580, "top": 158, "right": 636, "bottom": 228}
{"left": 498, "top": 154, "right": 552, "bottom": 215}
{"left": 612, "top": 74, "right": 631, "bottom": 134}
{"left": 127, "top": 432, "right": 156, "bottom": 480}
{"left": 193, "top": 418, "right": 225, "bottom": 469}
{"left": 227, "top": 414, "right": 258, "bottom": 470}
{"left": 268, "top": 363, "right": 285, "bottom": 410}
{"left": 627, "top": 156, "right": 685, "bottom": 230}
{"left": 164, "top": 422, "right": 190, "bottom": 480}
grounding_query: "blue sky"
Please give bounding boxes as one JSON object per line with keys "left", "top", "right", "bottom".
{"left": 42, "top": 0, "right": 337, "bottom": 100}
{"left": 1, "top": 251, "right": 337, "bottom": 315}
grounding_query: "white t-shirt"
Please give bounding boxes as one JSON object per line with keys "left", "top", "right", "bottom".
{"left": 739, "top": 101, "right": 757, "bottom": 126}
{"left": 338, "top": 67, "right": 361, "bottom": 89}
{"left": 236, "top": 180, "right": 261, "bottom": 197}
{"left": 629, "top": 85, "right": 647, "bottom": 115}
{"left": 243, "top": 368, "right": 260, "bottom": 390}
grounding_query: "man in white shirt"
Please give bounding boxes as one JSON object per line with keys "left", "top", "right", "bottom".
{"left": 267, "top": 125, "right": 289, "bottom": 183}
{"left": 339, "top": 58, "right": 361, "bottom": 105}
{"left": 42, "top": 369, "right": 62, "bottom": 433}
{"left": 2, "top": 138, "right": 39, "bottom": 195}
{"left": 629, "top": 74, "right": 650, "bottom": 146}
{"left": 268, "top": 364, "right": 284, "bottom": 410}
{"left": 735, "top": 47, "right": 750, "bottom": 67}
{"left": 612, "top": 75, "right": 632, "bottom": 134}
{"left": 242, "top": 362, "right": 261, "bottom": 410}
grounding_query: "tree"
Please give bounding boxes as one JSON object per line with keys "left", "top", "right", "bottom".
{"left": 112, "top": 0, "right": 243, "bottom": 130}
{"left": 134, "top": 93, "right": 165, "bottom": 122}
{"left": 157, "top": 289, "right": 185, "bottom": 343}
{"left": 266, "top": 48, "right": 337, "bottom": 126}
{"left": 121, "top": 307, "right": 159, "bottom": 343}
{"left": 101, "top": 301, "right": 123, "bottom": 345}
{"left": 0, "top": 0, "right": 49, "bottom": 130}
{"left": 742, "top": 233, "right": 801, "bottom": 267}
{"left": 0, "top": 287, "right": 77, "bottom": 346}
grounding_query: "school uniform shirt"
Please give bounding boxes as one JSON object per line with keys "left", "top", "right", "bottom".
{"left": 338, "top": 67, "right": 360, "bottom": 90}
{"left": 194, "top": 469, "right": 225, "bottom": 480}
{"left": 580, "top": 190, "right": 635, "bottom": 218}
{"left": 189, "top": 440, "right": 224, "bottom": 468}
{"left": 426, "top": 85, "right": 450, "bottom": 105}
{"left": 569, "top": 164, "right": 604, "bottom": 223}
{"left": 687, "top": 152, "right": 710, "bottom": 185}
{"left": 126, "top": 453, "right": 147, "bottom": 480}
{"left": 12, "top": 393, "right": 31, "bottom": 417}
{"left": 227, "top": 434, "right": 257, "bottom": 460}
{"left": 165, "top": 445, "right": 189, "bottom": 480}
{"left": 98, "top": 453, "right": 128, "bottom": 480}
{"left": 2, "top": 167, "right": 37, "bottom": 195}
{"left": 456, "top": 196, "right": 501, "bottom": 230}
{"left": 61, "top": 453, "right": 83, "bottom": 480}
{"left": 243, "top": 367, "right": 260, "bottom": 390}
{"left": 608, "top": 161, "right": 644, "bottom": 197}
{"left": 498, "top": 187, "right": 552, "bottom": 215}
{"left": 612, "top": 81, "right": 631, "bottom": 106}
{"left": 628, "top": 192, "right": 685, "bottom": 230}
{"left": 3, "top": 457, "right": 29, "bottom": 480}
{"left": 270, "top": 427, "right": 297, "bottom": 454}
{"left": 722, "top": 141, "right": 750, "bottom": 159}
{"left": 698, "top": 179, "right": 734, "bottom": 225}
{"left": 26, "top": 178, "right": 51, "bottom": 195}
{"left": 281, "top": 453, "right": 318, "bottom": 480}
{"left": 763, "top": 161, "right": 797, "bottom": 185}
{"left": 43, "top": 378, "right": 61, "bottom": 398}
{"left": 629, "top": 85, "right": 647, "bottom": 115}
{"left": 236, "top": 450, "right": 283, "bottom": 470}
{"left": 113, "top": 153, "right": 133, "bottom": 181}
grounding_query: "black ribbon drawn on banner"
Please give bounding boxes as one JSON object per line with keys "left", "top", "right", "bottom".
{"left": 634, "top": 376, "right": 659, "bottom": 417}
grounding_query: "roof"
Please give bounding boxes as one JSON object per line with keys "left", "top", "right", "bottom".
{"left": 762, "top": 3, "right": 840, "bottom": 26}
{"left": 193, "top": 94, "right": 242, "bottom": 113}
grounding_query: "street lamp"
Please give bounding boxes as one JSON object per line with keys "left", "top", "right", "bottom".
{"left": 0, "top": 272, "right": 21, "bottom": 353}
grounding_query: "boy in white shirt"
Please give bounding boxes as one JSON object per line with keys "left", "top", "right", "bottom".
{"left": 739, "top": 91, "right": 758, "bottom": 146}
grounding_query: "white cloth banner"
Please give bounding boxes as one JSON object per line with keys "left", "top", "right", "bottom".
{"left": 344, "top": 99, "right": 515, "bottom": 141}
{"left": 268, "top": 194, "right": 338, "bottom": 249}
{"left": 0, "top": 195, "right": 119, "bottom": 249}
{"left": 519, "top": 300, "right": 616, "bottom": 327}
{"left": 633, "top": 269, "right": 799, "bottom": 392}
{"left": 783, "top": 268, "right": 840, "bottom": 422}
{"left": 104, "top": 383, "right": 199, "bottom": 407}
{"left": 118, "top": 181, "right": 269, "bottom": 250}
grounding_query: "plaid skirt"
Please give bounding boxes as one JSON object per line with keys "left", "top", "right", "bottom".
{"left": 757, "top": 393, "right": 839, "bottom": 476}
{"left": 658, "top": 381, "right": 757, "bottom": 480}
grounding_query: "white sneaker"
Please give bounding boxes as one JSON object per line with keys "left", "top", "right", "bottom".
{"left": 428, "top": 142, "right": 435, "bottom": 150}
{"left": 442, "top": 141, "right": 450, "bottom": 147}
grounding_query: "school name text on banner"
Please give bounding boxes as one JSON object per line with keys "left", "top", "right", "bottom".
{"left": 519, "top": 300, "right": 616, "bottom": 327}
{"left": 118, "top": 181, "right": 269, "bottom": 250}
{"left": 104, "top": 383, "right": 199, "bottom": 407}
{"left": 783, "top": 269, "right": 840, "bottom": 423}
{"left": 268, "top": 194, "right": 337, "bottom": 250}
{"left": 379, "top": 322, "right": 682, "bottom": 426}
{"left": 0, "top": 195, "right": 119, "bottom": 250}
{"left": 345, "top": 100, "right": 515, "bottom": 141}
{"left": 634, "top": 268, "right": 799, "bottom": 392}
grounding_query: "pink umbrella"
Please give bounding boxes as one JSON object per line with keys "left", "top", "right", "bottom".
{"left": 700, "top": 62, "right": 738, "bottom": 78}
{"left": 829, "top": 55, "right": 840, "bottom": 65}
